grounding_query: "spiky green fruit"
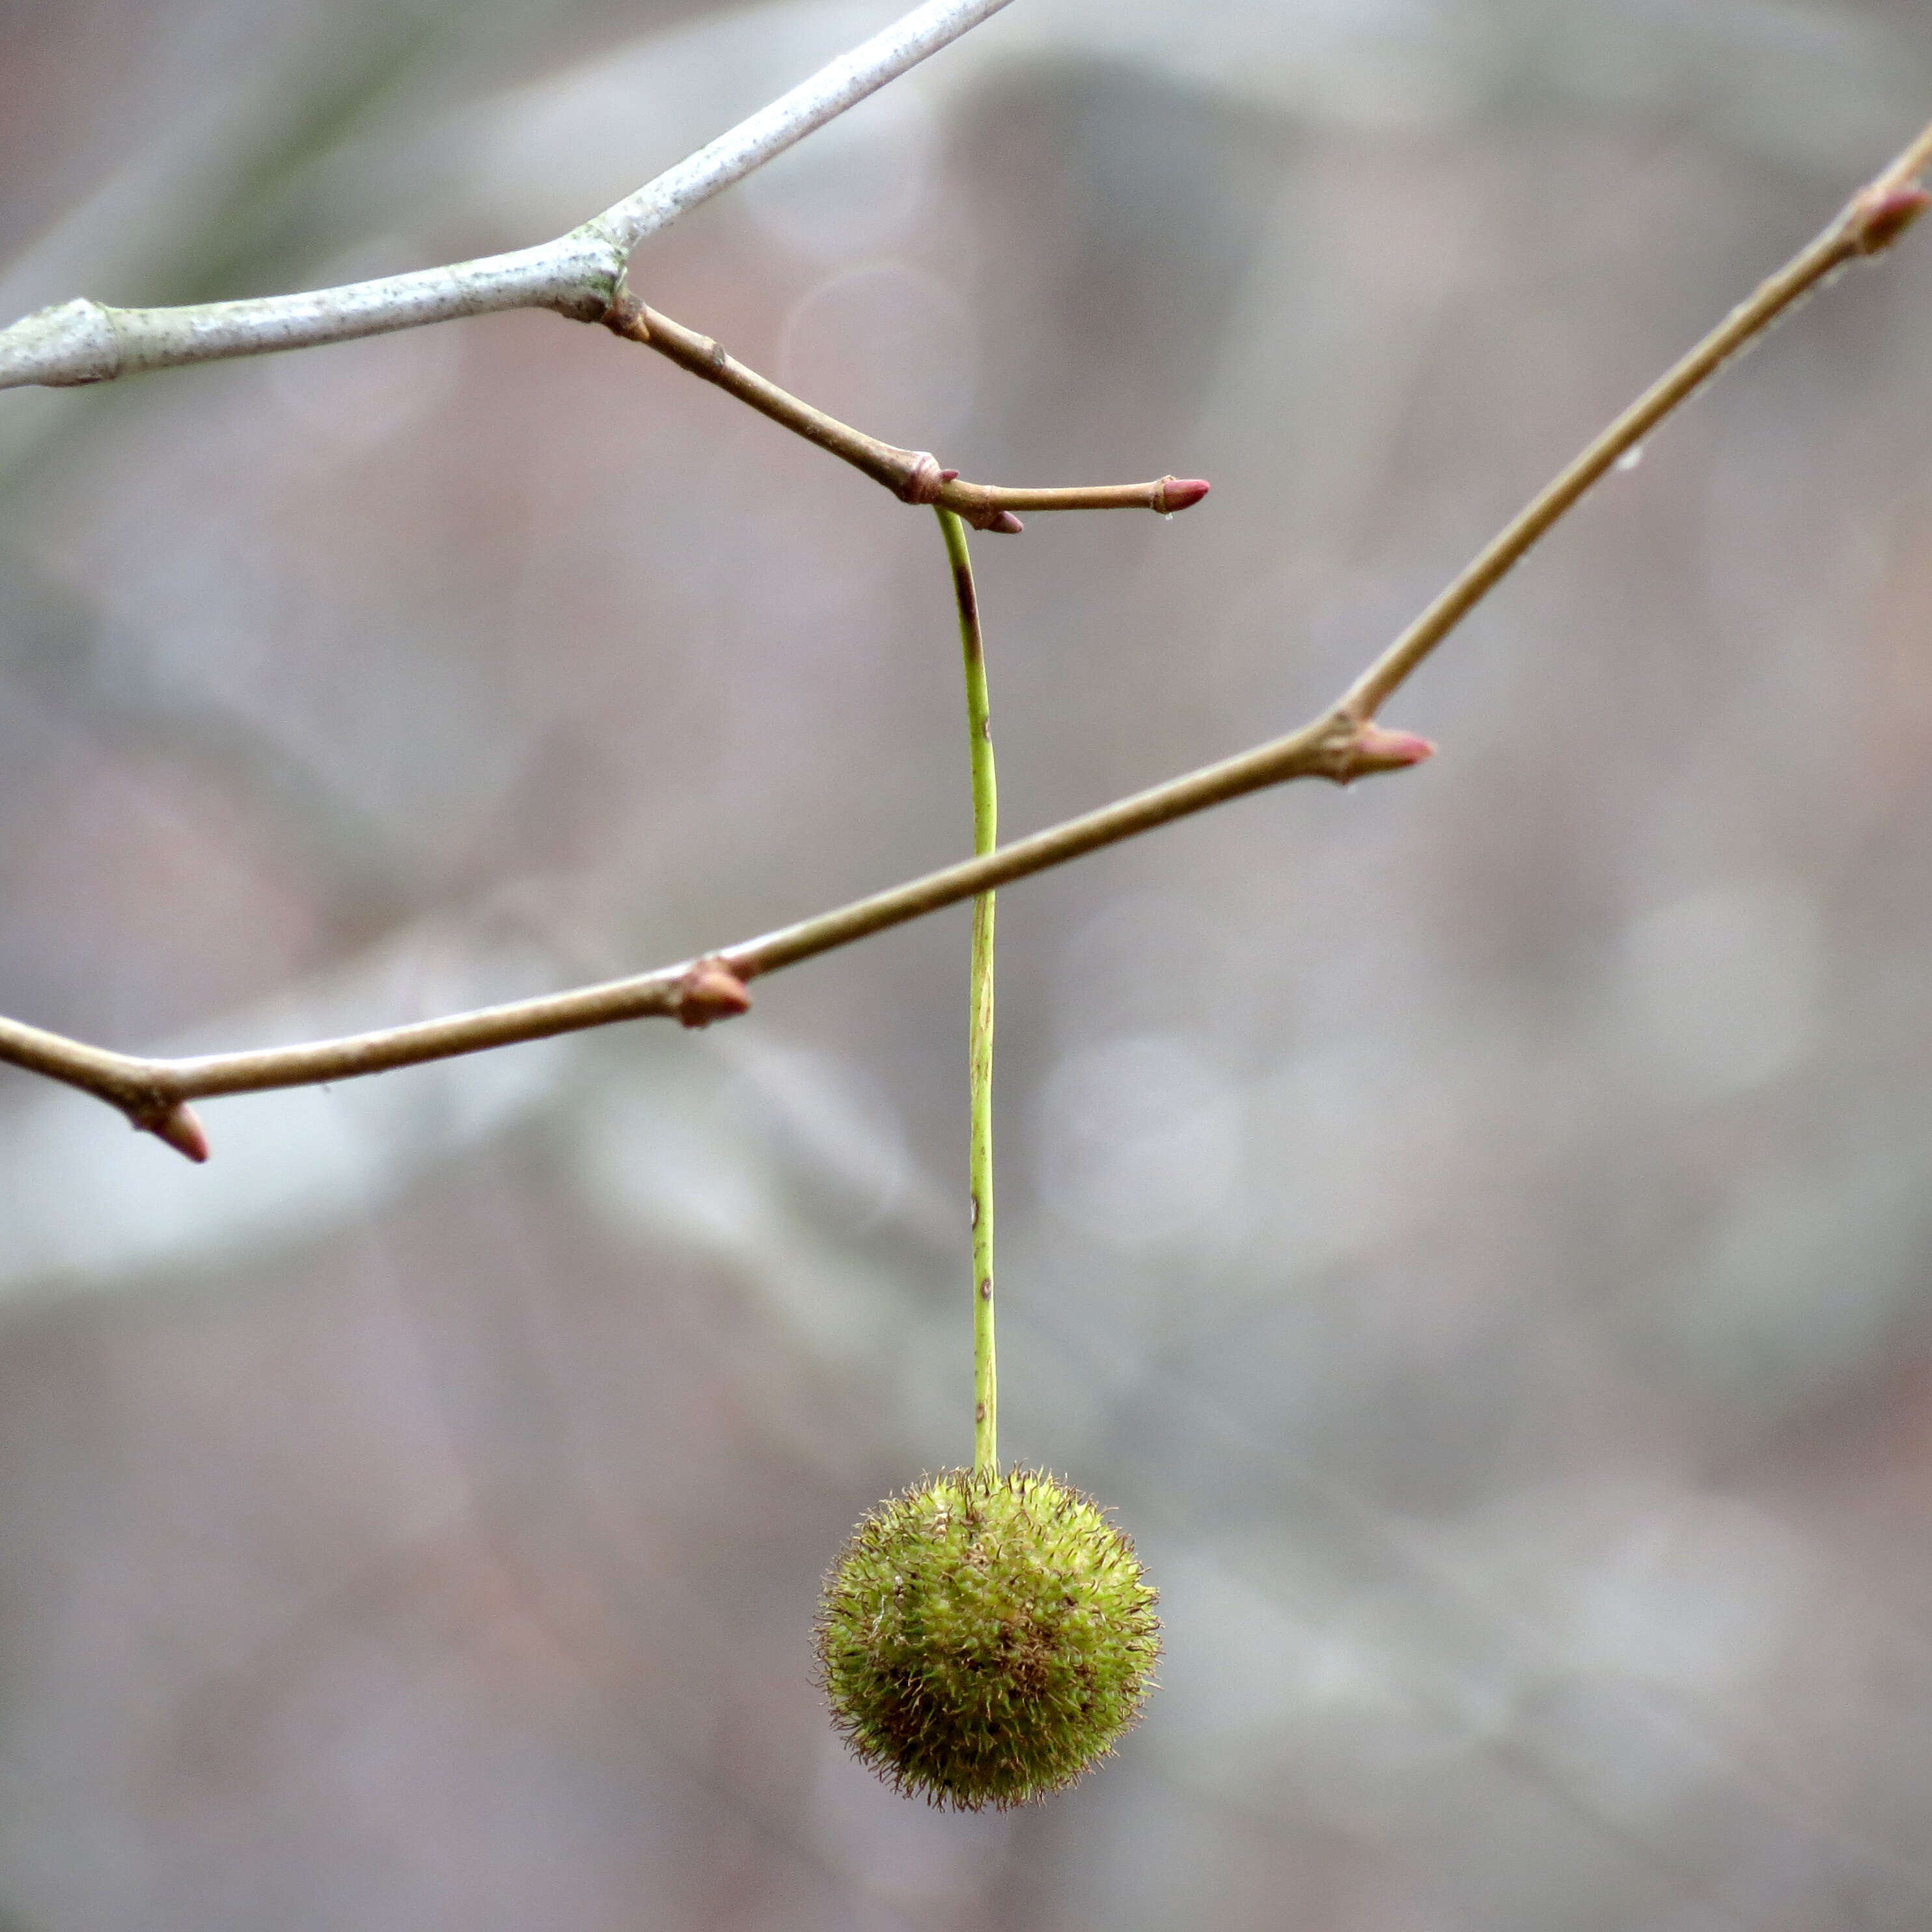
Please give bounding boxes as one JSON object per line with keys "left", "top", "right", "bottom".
{"left": 814, "top": 1467, "right": 1161, "bottom": 1810}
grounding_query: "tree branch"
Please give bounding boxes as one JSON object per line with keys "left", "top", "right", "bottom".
{"left": 601, "top": 294, "right": 1209, "bottom": 532}
{"left": 0, "top": 0, "right": 1021, "bottom": 391}
{"left": 3, "top": 122, "right": 1927, "bottom": 1159}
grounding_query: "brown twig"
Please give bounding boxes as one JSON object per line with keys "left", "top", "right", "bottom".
{"left": 0, "top": 708, "right": 1422, "bottom": 1155}
{"left": 1338, "top": 158, "right": 1928, "bottom": 720}
{"left": 601, "top": 293, "right": 1210, "bottom": 532}
{"left": 4, "top": 120, "right": 1929, "bottom": 1160}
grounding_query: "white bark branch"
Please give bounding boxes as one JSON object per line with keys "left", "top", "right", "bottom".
{"left": 0, "top": 0, "right": 1020, "bottom": 391}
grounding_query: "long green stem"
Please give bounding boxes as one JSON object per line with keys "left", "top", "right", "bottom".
{"left": 939, "top": 506, "right": 997, "bottom": 1476}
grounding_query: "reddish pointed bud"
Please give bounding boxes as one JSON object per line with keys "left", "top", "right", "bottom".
{"left": 676, "top": 959, "right": 752, "bottom": 1029}
{"left": 938, "top": 469, "right": 959, "bottom": 483}
{"left": 1349, "top": 724, "right": 1437, "bottom": 777}
{"left": 145, "top": 1103, "right": 210, "bottom": 1164}
{"left": 1153, "top": 476, "right": 1211, "bottom": 514}
{"left": 986, "top": 510, "right": 1024, "bottom": 535}
{"left": 1851, "top": 183, "right": 1931, "bottom": 255}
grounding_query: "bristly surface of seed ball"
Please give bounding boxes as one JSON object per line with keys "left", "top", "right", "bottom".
{"left": 814, "top": 1467, "right": 1161, "bottom": 1810}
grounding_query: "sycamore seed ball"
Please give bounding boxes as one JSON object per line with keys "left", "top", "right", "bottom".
{"left": 814, "top": 1467, "right": 1161, "bottom": 1810}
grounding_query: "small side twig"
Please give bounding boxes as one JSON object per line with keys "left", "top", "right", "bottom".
{"left": 3, "top": 118, "right": 1929, "bottom": 1158}
{"left": 602, "top": 294, "right": 1209, "bottom": 533}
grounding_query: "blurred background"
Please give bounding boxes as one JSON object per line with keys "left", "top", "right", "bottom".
{"left": 2, "top": 1, "right": 1932, "bottom": 1925}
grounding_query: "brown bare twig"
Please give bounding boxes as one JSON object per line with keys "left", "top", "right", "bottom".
{"left": 2, "top": 124, "right": 1928, "bottom": 1160}
{"left": 601, "top": 293, "right": 1210, "bottom": 533}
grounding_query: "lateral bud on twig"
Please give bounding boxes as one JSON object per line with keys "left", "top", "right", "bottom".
{"left": 675, "top": 958, "right": 752, "bottom": 1029}
{"left": 140, "top": 1101, "right": 210, "bottom": 1165}
{"left": 898, "top": 452, "right": 1022, "bottom": 532}
{"left": 1312, "top": 717, "right": 1437, "bottom": 787}
{"left": 896, "top": 453, "right": 959, "bottom": 506}
{"left": 1849, "top": 183, "right": 1931, "bottom": 256}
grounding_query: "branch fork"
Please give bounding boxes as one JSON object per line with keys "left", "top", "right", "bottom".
{"left": 0, "top": 0, "right": 1028, "bottom": 391}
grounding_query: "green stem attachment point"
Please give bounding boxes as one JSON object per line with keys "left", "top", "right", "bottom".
{"left": 939, "top": 506, "right": 998, "bottom": 1477}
